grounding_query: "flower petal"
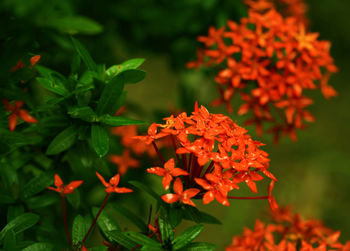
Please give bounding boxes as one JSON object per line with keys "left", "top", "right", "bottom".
{"left": 161, "top": 194, "right": 180, "bottom": 204}
{"left": 109, "top": 173, "right": 120, "bottom": 186}
{"left": 96, "top": 172, "right": 109, "bottom": 188}
{"left": 162, "top": 174, "right": 173, "bottom": 190}
{"left": 173, "top": 178, "right": 183, "bottom": 195}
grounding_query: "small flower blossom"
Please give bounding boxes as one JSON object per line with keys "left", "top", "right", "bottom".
{"left": 147, "top": 158, "right": 189, "bottom": 190}
{"left": 226, "top": 207, "right": 349, "bottom": 251}
{"left": 138, "top": 103, "right": 276, "bottom": 207}
{"left": 109, "top": 149, "right": 140, "bottom": 176}
{"left": 188, "top": 8, "right": 337, "bottom": 142}
{"left": 96, "top": 172, "right": 133, "bottom": 194}
{"left": 2, "top": 99, "right": 38, "bottom": 131}
{"left": 47, "top": 174, "right": 83, "bottom": 196}
{"left": 161, "top": 178, "right": 200, "bottom": 207}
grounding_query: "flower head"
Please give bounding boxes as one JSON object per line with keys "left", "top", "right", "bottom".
{"left": 96, "top": 172, "right": 133, "bottom": 194}
{"left": 188, "top": 8, "right": 337, "bottom": 142}
{"left": 47, "top": 174, "right": 83, "bottom": 196}
{"left": 226, "top": 207, "right": 349, "bottom": 250}
{"left": 3, "top": 99, "right": 38, "bottom": 131}
{"left": 138, "top": 103, "right": 276, "bottom": 207}
{"left": 109, "top": 149, "right": 140, "bottom": 176}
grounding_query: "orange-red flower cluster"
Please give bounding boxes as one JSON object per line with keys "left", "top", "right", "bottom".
{"left": 226, "top": 207, "right": 350, "bottom": 251}
{"left": 136, "top": 103, "right": 277, "bottom": 208}
{"left": 245, "top": 0, "right": 308, "bottom": 24}
{"left": 2, "top": 99, "right": 38, "bottom": 131}
{"left": 187, "top": 9, "right": 337, "bottom": 142}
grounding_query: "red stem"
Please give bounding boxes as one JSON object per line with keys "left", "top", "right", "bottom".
{"left": 82, "top": 193, "right": 111, "bottom": 244}
{"left": 62, "top": 195, "right": 72, "bottom": 246}
{"left": 152, "top": 141, "right": 165, "bottom": 165}
{"left": 228, "top": 195, "right": 269, "bottom": 200}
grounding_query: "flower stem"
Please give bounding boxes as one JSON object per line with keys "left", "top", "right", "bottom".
{"left": 82, "top": 193, "right": 111, "bottom": 244}
{"left": 62, "top": 195, "right": 72, "bottom": 246}
{"left": 170, "top": 135, "right": 183, "bottom": 169}
{"left": 152, "top": 141, "right": 165, "bottom": 165}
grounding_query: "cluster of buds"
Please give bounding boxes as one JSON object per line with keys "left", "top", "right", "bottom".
{"left": 136, "top": 103, "right": 277, "bottom": 208}
{"left": 187, "top": 8, "right": 337, "bottom": 142}
{"left": 226, "top": 207, "right": 350, "bottom": 250}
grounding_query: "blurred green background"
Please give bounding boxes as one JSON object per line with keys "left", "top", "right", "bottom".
{"left": 1, "top": 0, "right": 349, "bottom": 249}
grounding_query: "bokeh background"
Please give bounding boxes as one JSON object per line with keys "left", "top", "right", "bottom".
{"left": 1, "top": 0, "right": 349, "bottom": 249}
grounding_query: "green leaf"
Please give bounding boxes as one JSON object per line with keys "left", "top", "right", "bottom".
{"left": 23, "top": 172, "right": 53, "bottom": 198}
{"left": 169, "top": 206, "right": 183, "bottom": 228}
{"left": 71, "top": 37, "right": 97, "bottom": 72}
{"left": 124, "top": 232, "right": 161, "bottom": 248}
{"left": 22, "top": 242, "right": 54, "bottom": 251}
{"left": 46, "top": 125, "right": 78, "bottom": 155}
{"left": 36, "top": 77, "right": 69, "bottom": 96}
{"left": 43, "top": 16, "right": 103, "bottom": 35}
{"left": 172, "top": 225, "right": 204, "bottom": 250}
{"left": 111, "top": 203, "right": 148, "bottom": 232}
{"left": 26, "top": 194, "right": 57, "bottom": 209}
{"left": 71, "top": 54, "right": 81, "bottom": 74}
{"left": 72, "top": 215, "right": 86, "bottom": 245}
{"left": 68, "top": 106, "right": 97, "bottom": 122}
{"left": 182, "top": 206, "right": 221, "bottom": 225}
{"left": 128, "top": 181, "right": 161, "bottom": 202}
{"left": 141, "top": 246, "right": 164, "bottom": 251}
{"left": 158, "top": 206, "right": 174, "bottom": 243}
{"left": 91, "top": 125, "right": 109, "bottom": 157}
{"left": 66, "top": 190, "right": 81, "bottom": 209}
{"left": 120, "top": 69, "right": 146, "bottom": 84}
{"left": 89, "top": 246, "right": 108, "bottom": 251}
{"left": 92, "top": 207, "right": 121, "bottom": 244}
{"left": 105, "top": 58, "right": 145, "bottom": 80}
{"left": 178, "top": 242, "right": 216, "bottom": 251}
{"left": 96, "top": 75, "right": 125, "bottom": 115}
{"left": 0, "top": 213, "right": 40, "bottom": 243}
{"left": 107, "top": 230, "right": 136, "bottom": 249}
{"left": 101, "top": 115, "right": 144, "bottom": 126}
{"left": 3, "top": 230, "right": 16, "bottom": 251}
{"left": 0, "top": 194, "right": 15, "bottom": 205}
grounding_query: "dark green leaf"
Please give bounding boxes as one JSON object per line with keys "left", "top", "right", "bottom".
{"left": 26, "top": 194, "right": 57, "bottom": 209}
{"left": 72, "top": 215, "right": 86, "bottom": 245}
{"left": 43, "top": 16, "right": 103, "bottom": 35}
{"left": 105, "top": 58, "right": 144, "bottom": 80}
{"left": 71, "top": 37, "right": 97, "bottom": 72}
{"left": 89, "top": 246, "right": 108, "bottom": 251}
{"left": 3, "top": 230, "right": 16, "bottom": 251}
{"left": 182, "top": 206, "right": 221, "bottom": 225}
{"left": 169, "top": 206, "right": 183, "bottom": 228}
{"left": 140, "top": 246, "right": 164, "bottom": 251}
{"left": 172, "top": 225, "right": 204, "bottom": 250}
{"left": 120, "top": 69, "right": 146, "bottom": 84}
{"left": 196, "top": 211, "right": 221, "bottom": 225}
{"left": 158, "top": 206, "right": 174, "bottom": 243}
{"left": 124, "top": 232, "right": 161, "bottom": 248}
{"left": 0, "top": 194, "right": 15, "bottom": 205}
{"left": 46, "top": 125, "right": 78, "bottom": 155}
{"left": 111, "top": 203, "right": 148, "bottom": 232}
{"left": 71, "top": 54, "right": 81, "bottom": 74}
{"left": 129, "top": 181, "right": 161, "bottom": 202}
{"left": 0, "top": 213, "right": 40, "bottom": 243}
{"left": 91, "top": 125, "right": 109, "bottom": 157}
{"left": 68, "top": 106, "right": 97, "bottom": 122}
{"left": 22, "top": 242, "right": 54, "bottom": 251}
{"left": 96, "top": 75, "right": 125, "bottom": 115}
{"left": 178, "top": 242, "right": 216, "bottom": 251}
{"left": 101, "top": 115, "right": 144, "bottom": 126}
{"left": 92, "top": 207, "right": 121, "bottom": 244}
{"left": 67, "top": 190, "right": 81, "bottom": 209}
{"left": 23, "top": 172, "right": 53, "bottom": 198}
{"left": 107, "top": 230, "right": 136, "bottom": 249}
{"left": 36, "top": 77, "right": 69, "bottom": 96}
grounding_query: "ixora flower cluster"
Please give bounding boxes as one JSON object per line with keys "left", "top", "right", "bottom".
{"left": 187, "top": 8, "right": 337, "bottom": 142}
{"left": 226, "top": 207, "right": 350, "bottom": 251}
{"left": 136, "top": 103, "right": 278, "bottom": 209}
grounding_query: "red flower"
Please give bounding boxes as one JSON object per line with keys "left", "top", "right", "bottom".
{"left": 2, "top": 99, "right": 38, "bottom": 131}
{"left": 226, "top": 207, "right": 348, "bottom": 250}
{"left": 147, "top": 158, "right": 189, "bottom": 190}
{"left": 109, "top": 149, "right": 140, "bottom": 176}
{"left": 47, "top": 174, "right": 83, "bottom": 196}
{"left": 139, "top": 103, "right": 276, "bottom": 208}
{"left": 161, "top": 178, "right": 200, "bottom": 207}
{"left": 30, "top": 55, "right": 41, "bottom": 67}
{"left": 188, "top": 7, "right": 337, "bottom": 142}
{"left": 96, "top": 172, "right": 133, "bottom": 194}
